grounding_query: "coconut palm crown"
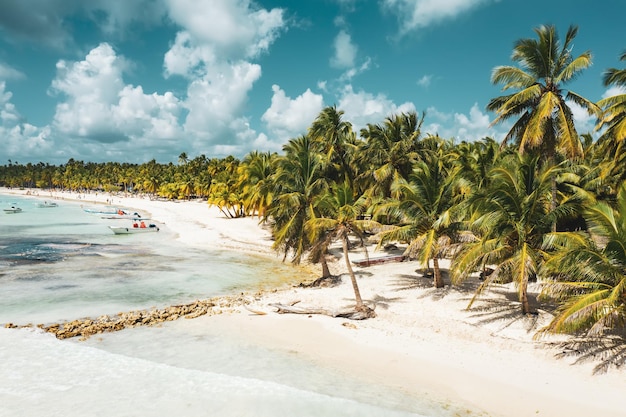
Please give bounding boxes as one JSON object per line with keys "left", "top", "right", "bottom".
{"left": 488, "top": 24, "right": 599, "bottom": 162}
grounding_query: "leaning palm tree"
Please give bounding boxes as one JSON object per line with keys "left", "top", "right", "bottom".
{"left": 305, "top": 181, "right": 376, "bottom": 317}
{"left": 452, "top": 153, "right": 581, "bottom": 314}
{"left": 540, "top": 181, "right": 626, "bottom": 336}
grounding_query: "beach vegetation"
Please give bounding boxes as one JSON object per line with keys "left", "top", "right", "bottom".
{"left": 3, "top": 24, "right": 626, "bottom": 340}
{"left": 540, "top": 182, "right": 626, "bottom": 336}
{"left": 305, "top": 181, "right": 377, "bottom": 317}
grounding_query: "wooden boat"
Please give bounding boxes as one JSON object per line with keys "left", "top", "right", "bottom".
{"left": 36, "top": 201, "right": 58, "bottom": 208}
{"left": 3, "top": 206, "right": 22, "bottom": 214}
{"left": 352, "top": 254, "right": 405, "bottom": 267}
{"left": 109, "top": 224, "right": 160, "bottom": 234}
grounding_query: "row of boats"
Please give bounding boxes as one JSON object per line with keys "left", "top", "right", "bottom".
{"left": 3, "top": 200, "right": 160, "bottom": 234}
{"left": 3, "top": 201, "right": 58, "bottom": 213}
{"left": 82, "top": 205, "right": 160, "bottom": 234}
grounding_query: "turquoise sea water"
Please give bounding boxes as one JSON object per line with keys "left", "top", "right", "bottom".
{"left": 0, "top": 193, "right": 480, "bottom": 417}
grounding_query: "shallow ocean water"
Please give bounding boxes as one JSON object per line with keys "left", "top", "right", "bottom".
{"left": 0, "top": 193, "right": 479, "bottom": 417}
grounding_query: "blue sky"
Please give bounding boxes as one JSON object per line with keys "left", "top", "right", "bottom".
{"left": 1, "top": 0, "right": 625, "bottom": 165}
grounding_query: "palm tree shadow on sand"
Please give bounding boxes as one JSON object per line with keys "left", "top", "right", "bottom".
{"left": 548, "top": 335, "right": 626, "bottom": 374}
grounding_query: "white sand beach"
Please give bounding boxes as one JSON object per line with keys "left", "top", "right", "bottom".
{"left": 5, "top": 188, "right": 626, "bottom": 417}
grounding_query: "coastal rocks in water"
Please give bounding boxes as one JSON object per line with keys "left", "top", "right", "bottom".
{"left": 7, "top": 294, "right": 252, "bottom": 340}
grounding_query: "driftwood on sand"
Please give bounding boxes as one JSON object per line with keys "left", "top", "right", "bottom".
{"left": 269, "top": 302, "right": 376, "bottom": 320}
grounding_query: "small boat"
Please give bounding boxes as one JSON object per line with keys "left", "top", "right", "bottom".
{"left": 101, "top": 211, "right": 148, "bottom": 220}
{"left": 109, "top": 224, "right": 160, "bottom": 234}
{"left": 3, "top": 205, "right": 22, "bottom": 214}
{"left": 36, "top": 201, "right": 58, "bottom": 208}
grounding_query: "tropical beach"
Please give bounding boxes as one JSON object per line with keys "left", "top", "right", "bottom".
{"left": 2, "top": 187, "right": 625, "bottom": 417}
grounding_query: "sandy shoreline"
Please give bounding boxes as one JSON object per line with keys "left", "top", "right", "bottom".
{"left": 3, "top": 188, "right": 625, "bottom": 417}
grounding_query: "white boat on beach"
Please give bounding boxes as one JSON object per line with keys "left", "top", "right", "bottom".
{"left": 109, "top": 224, "right": 160, "bottom": 234}
{"left": 36, "top": 201, "right": 58, "bottom": 208}
{"left": 3, "top": 205, "right": 22, "bottom": 213}
{"left": 101, "top": 212, "right": 148, "bottom": 220}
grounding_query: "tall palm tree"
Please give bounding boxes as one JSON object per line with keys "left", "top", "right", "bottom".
{"left": 452, "top": 153, "right": 580, "bottom": 314}
{"left": 305, "top": 181, "right": 376, "bottom": 317}
{"left": 488, "top": 25, "right": 597, "bottom": 161}
{"left": 540, "top": 181, "right": 626, "bottom": 336}
{"left": 488, "top": 24, "right": 599, "bottom": 221}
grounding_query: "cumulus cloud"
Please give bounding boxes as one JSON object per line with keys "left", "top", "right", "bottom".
{"left": 261, "top": 85, "right": 324, "bottom": 144}
{"left": 49, "top": 43, "right": 184, "bottom": 151}
{"left": 165, "top": 0, "right": 285, "bottom": 60}
{"left": 337, "top": 85, "right": 416, "bottom": 132}
{"left": 424, "top": 103, "right": 509, "bottom": 142}
{"left": 381, "top": 0, "right": 495, "bottom": 35}
{"left": 182, "top": 60, "right": 262, "bottom": 142}
{"left": 0, "top": 81, "right": 53, "bottom": 160}
{"left": 330, "top": 30, "right": 358, "bottom": 69}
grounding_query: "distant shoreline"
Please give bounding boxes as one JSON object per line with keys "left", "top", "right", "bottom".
{"left": 2, "top": 187, "right": 625, "bottom": 417}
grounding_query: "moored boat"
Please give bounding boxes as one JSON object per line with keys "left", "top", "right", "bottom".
{"left": 3, "top": 205, "right": 22, "bottom": 214}
{"left": 36, "top": 201, "right": 58, "bottom": 208}
{"left": 109, "top": 224, "right": 160, "bottom": 234}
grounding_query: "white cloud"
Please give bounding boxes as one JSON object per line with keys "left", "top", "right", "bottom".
{"left": 0, "top": 62, "right": 25, "bottom": 80}
{"left": 261, "top": 85, "right": 324, "bottom": 144}
{"left": 424, "top": 103, "right": 506, "bottom": 142}
{"left": 182, "top": 61, "right": 261, "bottom": 139}
{"left": 0, "top": 81, "right": 54, "bottom": 160}
{"left": 602, "top": 85, "right": 626, "bottom": 99}
{"left": 49, "top": 43, "right": 184, "bottom": 151}
{"left": 567, "top": 100, "right": 596, "bottom": 137}
{"left": 337, "top": 85, "right": 416, "bottom": 131}
{"left": 330, "top": 30, "right": 357, "bottom": 69}
{"left": 381, "top": 0, "right": 494, "bottom": 35}
{"left": 417, "top": 74, "right": 433, "bottom": 87}
{"left": 165, "top": 0, "right": 285, "bottom": 59}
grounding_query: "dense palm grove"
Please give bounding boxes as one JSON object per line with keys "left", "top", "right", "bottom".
{"left": 3, "top": 26, "right": 626, "bottom": 339}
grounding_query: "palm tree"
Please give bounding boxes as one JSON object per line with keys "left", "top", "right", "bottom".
{"left": 375, "top": 137, "right": 460, "bottom": 288}
{"left": 309, "top": 106, "right": 357, "bottom": 190}
{"left": 488, "top": 25, "right": 599, "bottom": 220}
{"left": 540, "top": 181, "right": 626, "bottom": 336}
{"left": 489, "top": 24, "right": 597, "bottom": 160}
{"left": 596, "top": 52, "right": 626, "bottom": 184}
{"left": 267, "top": 135, "right": 331, "bottom": 275}
{"left": 237, "top": 151, "right": 276, "bottom": 218}
{"left": 357, "top": 111, "right": 425, "bottom": 199}
{"left": 452, "top": 153, "right": 580, "bottom": 314}
{"left": 305, "top": 182, "right": 376, "bottom": 317}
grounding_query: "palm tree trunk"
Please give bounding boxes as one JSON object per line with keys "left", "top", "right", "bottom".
{"left": 320, "top": 254, "right": 331, "bottom": 278}
{"left": 433, "top": 257, "right": 444, "bottom": 288}
{"left": 520, "top": 276, "right": 531, "bottom": 315}
{"left": 342, "top": 236, "right": 364, "bottom": 310}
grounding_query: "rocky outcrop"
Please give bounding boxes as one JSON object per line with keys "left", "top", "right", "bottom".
{"left": 4, "top": 294, "right": 253, "bottom": 340}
